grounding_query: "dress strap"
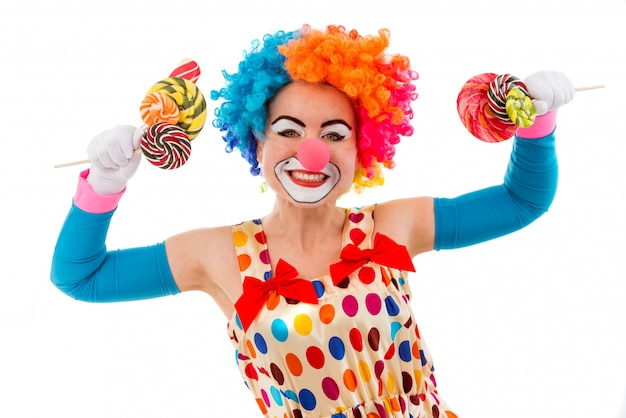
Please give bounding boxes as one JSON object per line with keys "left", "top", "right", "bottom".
{"left": 232, "top": 219, "right": 272, "bottom": 283}
{"left": 341, "top": 205, "right": 376, "bottom": 249}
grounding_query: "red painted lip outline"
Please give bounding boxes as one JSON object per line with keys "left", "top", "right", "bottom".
{"left": 288, "top": 170, "right": 328, "bottom": 188}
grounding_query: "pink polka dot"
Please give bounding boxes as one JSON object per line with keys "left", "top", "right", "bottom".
{"left": 374, "top": 360, "right": 385, "bottom": 380}
{"left": 342, "top": 295, "right": 359, "bottom": 317}
{"left": 259, "top": 249, "right": 270, "bottom": 265}
{"left": 321, "top": 377, "right": 340, "bottom": 400}
{"left": 365, "top": 293, "right": 382, "bottom": 315}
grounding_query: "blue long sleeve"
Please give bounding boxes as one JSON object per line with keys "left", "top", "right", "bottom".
{"left": 50, "top": 204, "right": 180, "bottom": 302}
{"left": 433, "top": 132, "right": 558, "bottom": 250}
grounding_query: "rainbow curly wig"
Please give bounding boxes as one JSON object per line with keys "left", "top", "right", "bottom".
{"left": 211, "top": 25, "right": 418, "bottom": 192}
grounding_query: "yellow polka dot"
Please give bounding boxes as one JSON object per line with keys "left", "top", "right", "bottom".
{"left": 414, "top": 369, "right": 423, "bottom": 388}
{"left": 387, "top": 371, "right": 395, "bottom": 393}
{"left": 233, "top": 231, "right": 248, "bottom": 247}
{"left": 358, "top": 360, "right": 371, "bottom": 382}
{"left": 293, "top": 314, "right": 313, "bottom": 336}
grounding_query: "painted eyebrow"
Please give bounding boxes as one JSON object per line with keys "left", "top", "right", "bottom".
{"left": 321, "top": 119, "right": 352, "bottom": 130}
{"left": 271, "top": 115, "right": 305, "bottom": 127}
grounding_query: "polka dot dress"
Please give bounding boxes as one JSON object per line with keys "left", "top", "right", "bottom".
{"left": 227, "top": 206, "right": 457, "bottom": 418}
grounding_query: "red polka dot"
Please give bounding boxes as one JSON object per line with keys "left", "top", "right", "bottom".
{"left": 349, "top": 328, "right": 363, "bottom": 352}
{"left": 306, "top": 346, "right": 325, "bottom": 369}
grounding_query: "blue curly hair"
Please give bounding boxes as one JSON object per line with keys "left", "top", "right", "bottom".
{"left": 210, "top": 29, "right": 300, "bottom": 176}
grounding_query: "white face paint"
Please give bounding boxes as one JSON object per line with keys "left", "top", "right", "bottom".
{"left": 273, "top": 157, "right": 341, "bottom": 204}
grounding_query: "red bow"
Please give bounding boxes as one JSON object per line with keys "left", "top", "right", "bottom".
{"left": 234, "top": 259, "right": 318, "bottom": 331}
{"left": 329, "top": 233, "right": 416, "bottom": 285}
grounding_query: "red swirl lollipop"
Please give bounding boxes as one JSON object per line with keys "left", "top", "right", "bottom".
{"left": 457, "top": 73, "right": 520, "bottom": 143}
{"left": 140, "top": 122, "right": 191, "bottom": 169}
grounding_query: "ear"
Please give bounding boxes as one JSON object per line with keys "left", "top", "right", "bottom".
{"left": 255, "top": 138, "right": 264, "bottom": 164}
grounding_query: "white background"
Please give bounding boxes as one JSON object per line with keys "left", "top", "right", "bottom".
{"left": 1, "top": 0, "right": 625, "bottom": 417}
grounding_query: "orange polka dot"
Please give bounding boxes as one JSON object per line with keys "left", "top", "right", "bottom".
{"left": 285, "top": 353, "right": 303, "bottom": 376}
{"left": 255, "top": 398, "right": 267, "bottom": 414}
{"left": 246, "top": 340, "right": 257, "bottom": 359}
{"left": 237, "top": 254, "right": 251, "bottom": 272}
{"left": 389, "top": 396, "right": 401, "bottom": 411}
{"left": 412, "top": 341, "right": 420, "bottom": 358}
{"left": 343, "top": 369, "right": 358, "bottom": 392}
{"left": 380, "top": 267, "right": 391, "bottom": 286}
{"left": 266, "top": 291, "right": 280, "bottom": 310}
{"left": 233, "top": 231, "right": 248, "bottom": 247}
{"left": 319, "top": 304, "right": 335, "bottom": 324}
{"left": 445, "top": 411, "right": 459, "bottom": 418}
{"left": 366, "top": 413, "right": 380, "bottom": 418}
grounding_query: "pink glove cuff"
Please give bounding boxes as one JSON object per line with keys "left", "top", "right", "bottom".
{"left": 516, "top": 110, "right": 558, "bottom": 139}
{"left": 73, "top": 169, "right": 125, "bottom": 214}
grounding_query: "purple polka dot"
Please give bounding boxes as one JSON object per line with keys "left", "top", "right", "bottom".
{"left": 261, "top": 388, "right": 270, "bottom": 407}
{"left": 321, "top": 377, "right": 340, "bottom": 400}
{"left": 342, "top": 295, "right": 359, "bottom": 317}
{"left": 259, "top": 249, "right": 270, "bottom": 264}
{"left": 374, "top": 360, "right": 385, "bottom": 380}
{"left": 365, "top": 293, "right": 382, "bottom": 315}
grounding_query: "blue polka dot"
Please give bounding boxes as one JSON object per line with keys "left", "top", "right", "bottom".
{"left": 235, "top": 314, "right": 243, "bottom": 330}
{"left": 284, "top": 389, "right": 298, "bottom": 403}
{"left": 270, "top": 386, "right": 283, "bottom": 406}
{"left": 398, "top": 277, "right": 406, "bottom": 286}
{"left": 234, "top": 349, "right": 239, "bottom": 364}
{"left": 390, "top": 321, "right": 402, "bottom": 340}
{"left": 264, "top": 270, "right": 272, "bottom": 280}
{"left": 420, "top": 349, "right": 427, "bottom": 366}
{"left": 399, "top": 340, "right": 412, "bottom": 362}
{"left": 385, "top": 296, "right": 400, "bottom": 316}
{"left": 254, "top": 333, "right": 268, "bottom": 354}
{"left": 312, "top": 280, "right": 325, "bottom": 298}
{"left": 328, "top": 336, "right": 346, "bottom": 360}
{"left": 299, "top": 388, "right": 317, "bottom": 410}
{"left": 271, "top": 319, "right": 289, "bottom": 342}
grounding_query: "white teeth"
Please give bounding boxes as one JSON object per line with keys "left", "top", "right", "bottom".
{"left": 290, "top": 171, "right": 327, "bottom": 182}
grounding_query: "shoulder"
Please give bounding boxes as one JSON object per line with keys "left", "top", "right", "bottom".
{"left": 371, "top": 197, "right": 435, "bottom": 256}
{"left": 164, "top": 225, "right": 240, "bottom": 294}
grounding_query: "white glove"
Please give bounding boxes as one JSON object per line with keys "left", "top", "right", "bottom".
{"left": 523, "top": 71, "right": 575, "bottom": 116}
{"left": 86, "top": 125, "right": 144, "bottom": 195}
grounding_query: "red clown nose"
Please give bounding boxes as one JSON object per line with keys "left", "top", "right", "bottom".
{"left": 297, "top": 138, "right": 330, "bottom": 172}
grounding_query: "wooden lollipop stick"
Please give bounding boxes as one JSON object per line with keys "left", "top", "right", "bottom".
{"left": 54, "top": 149, "right": 142, "bottom": 169}
{"left": 575, "top": 84, "right": 605, "bottom": 92}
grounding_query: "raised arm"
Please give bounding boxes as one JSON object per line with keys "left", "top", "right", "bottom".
{"left": 374, "top": 71, "right": 575, "bottom": 255}
{"left": 50, "top": 126, "right": 181, "bottom": 302}
{"left": 434, "top": 71, "right": 575, "bottom": 250}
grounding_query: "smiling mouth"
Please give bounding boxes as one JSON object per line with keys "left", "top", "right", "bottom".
{"left": 288, "top": 170, "right": 328, "bottom": 187}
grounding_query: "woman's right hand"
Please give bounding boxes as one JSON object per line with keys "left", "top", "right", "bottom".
{"left": 86, "top": 125, "right": 144, "bottom": 195}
